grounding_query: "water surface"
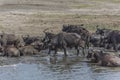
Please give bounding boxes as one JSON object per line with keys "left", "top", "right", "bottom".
{"left": 0, "top": 52, "right": 120, "bottom": 80}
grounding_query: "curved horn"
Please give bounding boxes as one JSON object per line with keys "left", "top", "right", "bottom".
{"left": 43, "top": 28, "right": 49, "bottom": 33}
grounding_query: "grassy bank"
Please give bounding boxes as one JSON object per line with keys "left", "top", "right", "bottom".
{"left": 26, "top": 13, "right": 120, "bottom": 33}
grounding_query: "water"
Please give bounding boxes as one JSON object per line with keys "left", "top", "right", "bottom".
{"left": 0, "top": 0, "right": 120, "bottom": 80}
{"left": 0, "top": 52, "right": 120, "bottom": 80}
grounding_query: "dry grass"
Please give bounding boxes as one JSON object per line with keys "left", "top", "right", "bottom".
{"left": 0, "top": 13, "right": 120, "bottom": 36}
{"left": 0, "top": 0, "right": 120, "bottom": 36}
{"left": 26, "top": 13, "right": 120, "bottom": 33}
{"left": 91, "top": 0, "right": 120, "bottom": 3}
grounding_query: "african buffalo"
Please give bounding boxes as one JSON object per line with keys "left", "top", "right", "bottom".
{"left": 62, "top": 24, "right": 90, "bottom": 48}
{"left": 95, "top": 27, "right": 115, "bottom": 49}
{"left": 31, "top": 41, "right": 44, "bottom": 52}
{"left": 89, "top": 33, "right": 105, "bottom": 47}
{"left": 19, "top": 46, "right": 39, "bottom": 56}
{"left": 104, "top": 30, "right": 120, "bottom": 51}
{"left": 95, "top": 26, "right": 112, "bottom": 37}
{"left": 47, "top": 32, "right": 85, "bottom": 56}
{"left": 3, "top": 45, "right": 20, "bottom": 57}
{"left": 22, "top": 35, "right": 41, "bottom": 45}
{"left": 42, "top": 31, "right": 56, "bottom": 49}
{"left": 87, "top": 50, "right": 120, "bottom": 67}
{"left": 0, "top": 32, "right": 25, "bottom": 48}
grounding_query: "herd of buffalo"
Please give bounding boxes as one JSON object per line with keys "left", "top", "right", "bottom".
{"left": 1, "top": 24, "right": 120, "bottom": 67}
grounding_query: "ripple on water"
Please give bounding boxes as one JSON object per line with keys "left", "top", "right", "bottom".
{"left": 0, "top": 55, "right": 120, "bottom": 80}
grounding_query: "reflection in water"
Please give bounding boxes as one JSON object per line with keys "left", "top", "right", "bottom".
{"left": 0, "top": 55, "right": 120, "bottom": 80}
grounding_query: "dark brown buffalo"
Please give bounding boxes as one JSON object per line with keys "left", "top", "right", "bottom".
{"left": 47, "top": 32, "right": 85, "bottom": 56}
{"left": 42, "top": 32, "right": 56, "bottom": 43}
{"left": 62, "top": 24, "right": 90, "bottom": 48}
{"left": 95, "top": 26, "right": 112, "bottom": 37}
{"left": 105, "top": 30, "right": 120, "bottom": 51}
{"left": 19, "top": 46, "right": 39, "bottom": 56}
{"left": 31, "top": 41, "right": 44, "bottom": 52}
{"left": 87, "top": 50, "right": 120, "bottom": 67}
{"left": 95, "top": 27, "right": 117, "bottom": 49}
{"left": 42, "top": 31, "right": 56, "bottom": 49}
{"left": 89, "top": 33, "right": 105, "bottom": 47}
{"left": 22, "top": 35, "right": 41, "bottom": 45}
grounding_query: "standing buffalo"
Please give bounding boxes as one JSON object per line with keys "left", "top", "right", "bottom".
{"left": 46, "top": 32, "right": 85, "bottom": 56}
{"left": 96, "top": 26, "right": 112, "bottom": 36}
{"left": 95, "top": 26, "right": 114, "bottom": 49}
{"left": 42, "top": 30, "right": 56, "bottom": 49}
{"left": 89, "top": 33, "right": 105, "bottom": 47}
{"left": 22, "top": 35, "right": 41, "bottom": 45}
{"left": 62, "top": 24, "right": 90, "bottom": 48}
{"left": 104, "top": 30, "right": 120, "bottom": 51}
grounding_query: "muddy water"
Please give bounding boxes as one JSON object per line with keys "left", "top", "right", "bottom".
{"left": 0, "top": 51, "right": 120, "bottom": 80}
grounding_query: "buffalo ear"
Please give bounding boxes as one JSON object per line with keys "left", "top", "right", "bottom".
{"left": 63, "top": 24, "right": 69, "bottom": 31}
{"left": 43, "top": 28, "right": 49, "bottom": 33}
{"left": 81, "top": 24, "right": 84, "bottom": 26}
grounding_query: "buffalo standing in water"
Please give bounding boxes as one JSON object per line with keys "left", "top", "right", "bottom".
{"left": 45, "top": 32, "right": 85, "bottom": 56}
{"left": 62, "top": 24, "right": 90, "bottom": 48}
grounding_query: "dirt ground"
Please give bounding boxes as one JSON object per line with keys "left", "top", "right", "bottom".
{"left": 0, "top": 0, "right": 120, "bottom": 36}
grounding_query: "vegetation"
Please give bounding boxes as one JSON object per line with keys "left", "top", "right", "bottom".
{"left": 27, "top": 13, "right": 120, "bottom": 33}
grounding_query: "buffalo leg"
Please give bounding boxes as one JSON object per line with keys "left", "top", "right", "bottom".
{"left": 77, "top": 49, "right": 79, "bottom": 56}
{"left": 112, "top": 39, "right": 118, "bottom": 52}
{"left": 63, "top": 47, "right": 67, "bottom": 56}
{"left": 82, "top": 47, "right": 85, "bottom": 56}
{"left": 113, "top": 43, "right": 117, "bottom": 52}
{"left": 85, "top": 41, "right": 89, "bottom": 49}
{"left": 48, "top": 47, "right": 51, "bottom": 55}
{"left": 75, "top": 46, "right": 79, "bottom": 56}
{"left": 54, "top": 48, "right": 58, "bottom": 56}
